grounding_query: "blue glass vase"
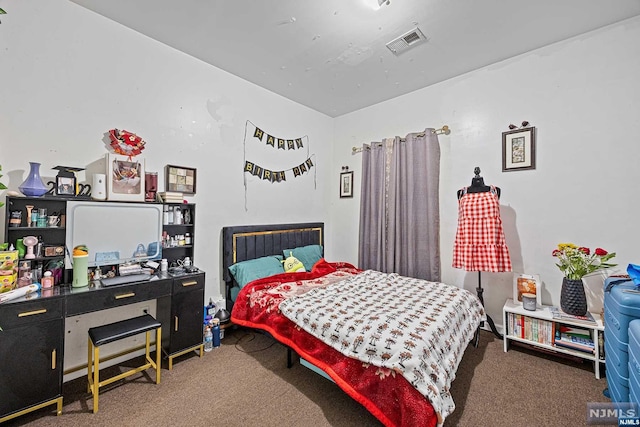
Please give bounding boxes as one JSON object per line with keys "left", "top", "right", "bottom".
{"left": 19, "top": 162, "right": 49, "bottom": 197}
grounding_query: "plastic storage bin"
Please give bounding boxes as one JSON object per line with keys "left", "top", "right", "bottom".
{"left": 604, "top": 277, "right": 640, "bottom": 402}
{"left": 629, "top": 319, "right": 640, "bottom": 406}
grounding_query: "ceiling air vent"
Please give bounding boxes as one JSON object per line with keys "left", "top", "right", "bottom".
{"left": 386, "top": 27, "right": 427, "bottom": 56}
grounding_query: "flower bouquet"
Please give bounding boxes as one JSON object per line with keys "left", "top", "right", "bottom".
{"left": 552, "top": 243, "right": 617, "bottom": 316}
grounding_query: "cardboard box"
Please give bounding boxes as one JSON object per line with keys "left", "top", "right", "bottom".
{"left": 0, "top": 250, "right": 19, "bottom": 293}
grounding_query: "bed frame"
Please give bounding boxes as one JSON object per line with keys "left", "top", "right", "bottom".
{"left": 221, "top": 222, "right": 324, "bottom": 312}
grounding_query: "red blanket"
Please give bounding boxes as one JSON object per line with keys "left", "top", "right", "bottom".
{"left": 231, "top": 259, "right": 438, "bottom": 427}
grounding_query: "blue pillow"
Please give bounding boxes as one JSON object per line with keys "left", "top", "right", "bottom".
{"left": 283, "top": 245, "right": 323, "bottom": 271}
{"left": 228, "top": 255, "right": 284, "bottom": 288}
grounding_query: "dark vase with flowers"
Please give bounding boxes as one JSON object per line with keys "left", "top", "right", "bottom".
{"left": 560, "top": 277, "right": 588, "bottom": 316}
{"left": 553, "top": 243, "right": 618, "bottom": 317}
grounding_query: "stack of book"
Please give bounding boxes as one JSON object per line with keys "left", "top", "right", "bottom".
{"left": 548, "top": 306, "right": 597, "bottom": 325}
{"left": 158, "top": 191, "right": 184, "bottom": 203}
{"left": 554, "top": 325, "right": 595, "bottom": 354}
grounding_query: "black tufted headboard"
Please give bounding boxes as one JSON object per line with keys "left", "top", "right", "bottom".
{"left": 221, "top": 222, "right": 324, "bottom": 311}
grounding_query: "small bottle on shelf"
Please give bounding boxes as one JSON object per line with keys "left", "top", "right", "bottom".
{"left": 41, "top": 271, "right": 54, "bottom": 289}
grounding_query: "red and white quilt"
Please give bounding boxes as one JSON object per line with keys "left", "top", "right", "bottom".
{"left": 231, "top": 259, "right": 484, "bottom": 427}
{"left": 279, "top": 269, "right": 485, "bottom": 424}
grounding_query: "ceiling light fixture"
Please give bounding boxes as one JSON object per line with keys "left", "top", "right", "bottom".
{"left": 364, "top": 0, "right": 390, "bottom": 11}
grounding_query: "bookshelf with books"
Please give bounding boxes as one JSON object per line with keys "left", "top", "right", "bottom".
{"left": 503, "top": 298, "right": 605, "bottom": 379}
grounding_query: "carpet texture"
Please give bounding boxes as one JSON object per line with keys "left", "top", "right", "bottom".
{"left": 6, "top": 329, "right": 609, "bottom": 426}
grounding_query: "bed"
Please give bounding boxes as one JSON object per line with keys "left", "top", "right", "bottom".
{"left": 223, "top": 223, "right": 484, "bottom": 427}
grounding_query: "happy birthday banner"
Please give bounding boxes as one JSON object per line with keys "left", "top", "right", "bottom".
{"left": 243, "top": 120, "right": 316, "bottom": 185}
{"left": 251, "top": 123, "right": 307, "bottom": 150}
{"left": 244, "top": 157, "right": 315, "bottom": 183}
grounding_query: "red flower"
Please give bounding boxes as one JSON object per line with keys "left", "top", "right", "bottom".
{"left": 595, "top": 248, "right": 608, "bottom": 256}
{"left": 552, "top": 249, "right": 561, "bottom": 256}
{"left": 579, "top": 247, "right": 590, "bottom": 255}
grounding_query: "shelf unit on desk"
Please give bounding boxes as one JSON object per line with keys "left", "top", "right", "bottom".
{"left": 503, "top": 298, "right": 605, "bottom": 379}
{"left": 161, "top": 203, "right": 195, "bottom": 265}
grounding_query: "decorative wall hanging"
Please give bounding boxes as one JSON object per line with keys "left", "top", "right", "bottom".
{"left": 243, "top": 120, "right": 317, "bottom": 210}
{"left": 243, "top": 120, "right": 315, "bottom": 184}
{"left": 165, "top": 165, "right": 197, "bottom": 194}
{"left": 106, "top": 153, "right": 145, "bottom": 201}
{"left": 108, "top": 129, "right": 146, "bottom": 156}
{"left": 502, "top": 125, "right": 536, "bottom": 172}
{"left": 251, "top": 123, "right": 307, "bottom": 150}
{"left": 243, "top": 158, "right": 315, "bottom": 182}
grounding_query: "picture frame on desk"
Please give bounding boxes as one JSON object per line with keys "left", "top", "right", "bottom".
{"left": 107, "top": 154, "right": 145, "bottom": 202}
{"left": 513, "top": 273, "right": 542, "bottom": 308}
{"left": 56, "top": 176, "right": 76, "bottom": 196}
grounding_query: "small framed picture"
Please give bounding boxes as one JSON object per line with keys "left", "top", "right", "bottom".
{"left": 165, "top": 165, "right": 196, "bottom": 194}
{"left": 340, "top": 171, "right": 354, "bottom": 198}
{"left": 502, "top": 127, "right": 536, "bottom": 172}
{"left": 107, "top": 153, "right": 145, "bottom": 201}
{"left": 513, "top": 273, "right": 542, "bottom": 307}
{"left": 56, "top": 176, "right": 76, "bottom": 196}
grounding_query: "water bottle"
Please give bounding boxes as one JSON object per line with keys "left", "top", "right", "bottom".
{"left": 206, "top": 298, "right": 216, "bottom": 317}
{"left": 204, "top": 326, "right": 213, "bottom": 352}
{"left": 212, "top": 319, "right": 221, "bottom": 348}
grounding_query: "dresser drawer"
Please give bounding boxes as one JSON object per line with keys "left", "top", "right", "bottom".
{"left": 66, "top": 279, "right": 172, "bottom": 316}
{"left": 172, "top": 273, "right": 205, "bottom": 295}
{"left": 0, "top": 297, "right": 64, "bottom": 329}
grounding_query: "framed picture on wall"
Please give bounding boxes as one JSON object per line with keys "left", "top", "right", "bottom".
{"left": 502, "top": 127, "right": 536, "bottom": 172}
{"left": 165, "top": 165, "right": 197, "bottom": 194}
{"left": 106, "top": 153, "right": 145, "bottom": 201}
{"left": 340, "top": 171, "right": 354, "bottom": 198}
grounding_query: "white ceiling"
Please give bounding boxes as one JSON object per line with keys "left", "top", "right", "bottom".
{"left": 70, "top": 0, "right": 640, "bottom": 117}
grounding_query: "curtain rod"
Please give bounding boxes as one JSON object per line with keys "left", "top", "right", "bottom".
{"left": 351, "top": 125, "right": 450, "bottom": 154}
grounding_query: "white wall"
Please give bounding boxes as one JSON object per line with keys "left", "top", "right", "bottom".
{"left": 0, "top": 0, "right": 333, "bottom": 301}
{"left": 2, "top": 2, "right": 639, "bottom": 341}
{"left": 330, "top": 16, "right": 640, "bottom": 330}
{"left": 0, "top": 0, "right": 333, "bottom": 374}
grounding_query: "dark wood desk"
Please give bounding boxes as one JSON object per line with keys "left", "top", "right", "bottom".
{"left": 0, "top": 271, "right": 204, "bottom": 423}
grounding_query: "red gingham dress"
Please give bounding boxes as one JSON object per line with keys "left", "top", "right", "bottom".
{"left": 452, "top": 186, "right": 512, "bottom": 272}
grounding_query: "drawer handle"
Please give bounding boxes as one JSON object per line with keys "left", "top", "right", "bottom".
{"left": 181, "top": 281, "right": 198, "bottom": 287}
{"left": 18, "top": 309, "right": 47, "bottom": 317}
{"left": 52, "top": 349, "right": 56, "bottom": 370}
{"left": 175, "top": 316, "right": 179, "bottom": 331}
{"left": 115, "top": 292, "right": 135, "bottom": 299}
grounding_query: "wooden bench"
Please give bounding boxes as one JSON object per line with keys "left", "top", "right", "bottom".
{"left": 87, "top": 314, "right": 162, "bottom": 413}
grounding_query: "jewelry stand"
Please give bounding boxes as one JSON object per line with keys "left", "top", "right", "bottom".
{"left": 474, "top": 271, "right": 503, "bottom": 345}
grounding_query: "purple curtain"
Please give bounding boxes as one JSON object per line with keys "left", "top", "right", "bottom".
{"left": 358, "top": 130, "right": 440, "bottom": 281}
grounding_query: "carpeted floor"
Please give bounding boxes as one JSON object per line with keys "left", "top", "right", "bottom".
{"left": 6, "top": 328, "right": 610, "bottom": 426}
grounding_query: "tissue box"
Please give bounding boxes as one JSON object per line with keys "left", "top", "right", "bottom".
{"left": 0, "top": 250, "right": 19, "bottom": 293}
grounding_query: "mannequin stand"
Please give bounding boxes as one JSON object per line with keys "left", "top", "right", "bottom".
{"left": 475, "top": 271, "right": 503, "bottom": 343}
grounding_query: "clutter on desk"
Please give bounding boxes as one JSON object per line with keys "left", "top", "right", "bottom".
{"left": 0, "top": 250, "right": 19, "bottom": 293}
{"left": 0, "top": 283, "right": 40, "bottom": 304}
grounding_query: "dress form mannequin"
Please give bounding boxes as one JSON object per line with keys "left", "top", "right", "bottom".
{"left": 454, "top": 166, "right": 508, "bottom": 341}
{"left": 457, "top": 167, "right": 500, "bottom": 199}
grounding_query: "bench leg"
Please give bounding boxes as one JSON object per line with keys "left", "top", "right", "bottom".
{"left": 87, "top": 337, "right": 92, "bottom": 394}
{"left": 93, "top": 345, "right": 100, "bottom": 413}
{"left": 156, "top": 327, "right": 162, "bottom": 384}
